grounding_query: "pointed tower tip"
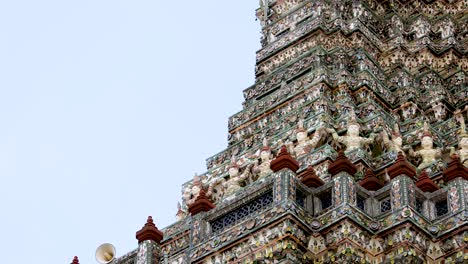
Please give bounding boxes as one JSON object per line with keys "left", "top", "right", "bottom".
{"left": 71, "top": 256, "right": 79, "bottom": 264}
{"left": 147, "top": 216, "right": 154, "bottom": 224}
{"left": 136, "top": 215, "right": 163, "bottom": 244}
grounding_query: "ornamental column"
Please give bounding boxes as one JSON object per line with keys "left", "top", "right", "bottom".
{"left": 328, "top": 150, "right": 358, "bottom": 207}
{"left": 135, "top": 216, "right": 164, "bottom": 264}
{"left": 270, "top": 145, "right": 300, "bottom": 203}
{"left": 386, "top": 152, "right": 417, "bottom": 211}
{"left": 443, "top": 155, "right": 468, "bottom": 214}
{"left": 187, "top": 187, "right": 215, "bottom": 249}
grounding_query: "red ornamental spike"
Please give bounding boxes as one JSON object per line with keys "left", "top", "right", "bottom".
{"left": 387, "top": 152, "right": 416, "bottom": 180}
{"left": 301, "top": 166, "right": 324, "bottom": 188}
{"left": 328, "top": 150, "right": 357, "bottom": 176}
{"left": 136, "top": 216, "right": 164, "bottom": 243}
{"left": 360, "top": 168, "right": 384, "bottom": 191}
{"left": 71, "top": 256, "right": 79, "bottom": 264}
{"left": 270, "top": 145, "right": 300, "bottom": 172}
{"left": 416, "top": 170, "right": 439, "bottom": 192}
{"left": 443, "top": 154, "right": 468, "bottom": 183}
{"left": 188, "top": 188, "right": 215, "bottom": 216}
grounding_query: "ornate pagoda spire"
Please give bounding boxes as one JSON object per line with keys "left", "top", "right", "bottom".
{"left": 71, "top": 256, "right": 79, "bottom": 264}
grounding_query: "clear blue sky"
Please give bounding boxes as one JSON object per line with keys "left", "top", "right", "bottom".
{"left": 0, "top": 1, "right": 260, "bottom": 263}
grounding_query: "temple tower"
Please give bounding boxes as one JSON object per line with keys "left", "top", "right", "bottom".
{"left": 96, "top": 1, "right": 467, "bottom": 263}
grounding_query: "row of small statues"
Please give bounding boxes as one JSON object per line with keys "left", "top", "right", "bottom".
{"left": 182, "top": 142, "right": 274, "bottom": 208}
{"left": 290, "top": 114, "right": 467, "bottom": 170}
{"left": 180, "top": 112, "right": 467, "bottom": 219}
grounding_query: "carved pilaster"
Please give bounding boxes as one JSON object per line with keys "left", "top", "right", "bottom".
{"left": 136, "top": 241, "right": 160, "bottom": 264}
{"left": 446, "top": 178, "right": 467, "bottom": 214}
{"left": 189, "top": 213, "right": 208, "bottom": 248}
{"left": 390, "top": 175, "right": 414, "bottom": 211}
{"left": 273, "top": 169, "right": 296, "bottom": 203}
{"left": 333, "top": 172, "right": 356, "bottom": 206}
{"left": 135, "top": 216, "right": 163, "bottom": 264}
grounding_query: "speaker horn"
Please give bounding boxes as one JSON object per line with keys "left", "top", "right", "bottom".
{"left": 95, "top": 243, "right": 116, "bottom": 264}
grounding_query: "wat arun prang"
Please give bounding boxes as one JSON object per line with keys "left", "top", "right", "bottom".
{"left": 78, "top": 1, "right": 468, "bottom": 263}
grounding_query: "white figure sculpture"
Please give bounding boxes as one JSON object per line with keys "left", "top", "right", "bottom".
{"left": 327, "top": 112, "right": 375, "bottom": 152}
{"left": 206, "top": 177, "right": 222, "bottom": 204}
{"left": 410, "top": 122, "right": 442, "bottom": 169}
{"left": 413, "top": 18, "right": 430, "bottom": 39}
{"left": 451, "top": 116, "right": 468, "bottom": 166}
{"left": 182, "top": 174, "right": 202, "bottom": 206}
{"left": 382, "top": 123, "right": 405, "bottom": 155}
{"left": 175, "top": 202, "right": 187, "bottom": 221}
{"left": 254, "top": 138, "right": 273, "bottom": 180}
{"left": 439, "top": 19, "right": 454, "bottom": 39}
{"left": 352, "top": 0, "right": 363, "bottom": 18}
{"left": 432, "top": 102, "right": 447, "bottom": 120}
{"left": 222, "top": 156, "right": 253, "bottom": 197}
{"left": 459, "top": 134, "right": 468, "bottom": 167}
{"left": 389, "top": 15, "right": 404, "bottom": 38}
{"left": 288, "top": 119, "right": 323, "bottom": 157}
{"left": 401, "top": 102, "right": 418, "bottom": 119}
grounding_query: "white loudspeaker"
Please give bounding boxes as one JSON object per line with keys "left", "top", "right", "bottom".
{"left": 95, "top": 243, "right": 116, "bottom": 264}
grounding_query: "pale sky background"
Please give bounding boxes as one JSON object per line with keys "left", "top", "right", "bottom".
{"left": 0, "top": 1, "right": 260, "bottom": 263}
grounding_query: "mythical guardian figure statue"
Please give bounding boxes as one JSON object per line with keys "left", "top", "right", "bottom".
{"left": 409, "top": 122, "right": 442, "bottom": 170}
{"left": 327, "top": 111, "right": 375, "bottom": 153}
{"left": 253, "top": 138, "right": 273, "bottom": 180}
{"left": 451, "top": 113, "right": 468, "bottom": 166}
{"left": 382, "top": 123, "right": 405, "bottom": 155}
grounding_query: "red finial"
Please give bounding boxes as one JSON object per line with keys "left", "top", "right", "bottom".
{"left": 188, "top": 188, "right": 215, "bottom": 216}
{"left": 135, "top": 216, "right": 164, "bottom": 243}
{"left": 270, "top": 145, "right": 300, "bottom": 172}
{"left": 443, "top": 154, "right": 468, "bottom": 183}
{"left": 416, "top": 170, "right": 439, "bottom": 192}
{"left": 387, "top": 152, "right": 416, "bottom": 180}
{"left": 71, "top": 256, "right": 79, "bottom": 264}
{"left": 300, "top": 166, "right": 324, "bottom": 188}
{"left": 328, "top": 150, "right": 357, "bottom": 176}
{"left": 360, "top": 168, "right": 384, "bottom": 191}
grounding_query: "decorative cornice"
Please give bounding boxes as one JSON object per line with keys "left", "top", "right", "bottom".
{"left": 136, "top": 216, "right": 164, "bottom": 244}
{"left": 270, "top": 145, "right": 300, "bottom": 172}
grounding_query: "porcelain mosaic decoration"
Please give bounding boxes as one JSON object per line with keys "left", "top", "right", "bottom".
{"left": 75, "top": 1, "right": 468, "bottom": 264}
